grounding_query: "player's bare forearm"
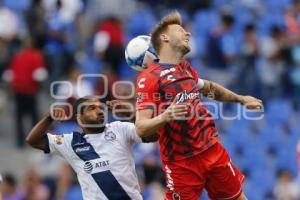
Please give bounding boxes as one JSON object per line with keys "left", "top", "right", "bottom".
{"left": 135, "top": 103, "right": 188, "bottom": 137}
{"left": 200, "top": 80, "right": 263, "bottom": 109}
{"left": 26, "top": 107, "right": 67, "bottom": 151}
{"left": 26, "top": 113, "right": 53, "bottom": 151}
{"left": 135, "top": 109, "right": 167, "bottom": 138}
{"left": 200, "top": 80, "right": 242, "bottom": 103}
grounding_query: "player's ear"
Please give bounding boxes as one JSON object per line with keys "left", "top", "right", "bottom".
{"left": 76, "top": 114, "right": 83, "bottom": 126}
{"left": 160, "top": 34, "right": 169, "bottom": 42}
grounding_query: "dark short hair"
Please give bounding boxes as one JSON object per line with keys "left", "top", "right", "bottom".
{"left": 72, "top": 96, "right": 101, "bottom": 118}
{"left": 221, "top": 14, "right": 235, "bottom": 27}
{"left": 3, "top": 173, "right": 16, "bottom": 187}
{"left": 244, "top": 23, "right": 255, "bottom": 33}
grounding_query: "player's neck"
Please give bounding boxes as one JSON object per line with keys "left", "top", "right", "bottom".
{"left": 82, "top": 127, "right": 106, "bottom": 134}
{"left": 159, "top": 49, "right": 183, "bottom": 65}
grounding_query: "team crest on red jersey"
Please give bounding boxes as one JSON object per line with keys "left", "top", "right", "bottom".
{"left": 172, "top": 192, "right": 181, "bottom": 200}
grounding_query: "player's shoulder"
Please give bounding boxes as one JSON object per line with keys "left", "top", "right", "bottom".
{"left": 47, "top": 132, "right": 74, "bottom": 146}
{"left": 64, "top": 132, "right": 78, "bottom": 141}
{"left": 137, "top": 63, "right": 162, "bottom": 78}
{"left": 108, "top": 121, "right": 134, "bottom": 130}
{"left": 106, "top": 121, "right": 136, "bottom": 141}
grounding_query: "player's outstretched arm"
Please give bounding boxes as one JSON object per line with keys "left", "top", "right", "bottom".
{"left": 200, "top": 80, "right": 263, "bottom": 110}
{"left": 26, "top": 107, "right": 67, "bottom": 151}
{"left": 135, "top": 100, "right": 188, "bottom": 138}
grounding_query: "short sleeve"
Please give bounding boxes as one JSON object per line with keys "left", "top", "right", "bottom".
{"left": 121, "top": 122, "right": 142, "bottom": 144}
{"left": 135, "top": 73, "right": 159, "bottom": 111}
{"left": 187, "top": 65, "right": 200, "bottom": 83}
{"left": 46, "top": 133, "right": 71, "bottom": 157}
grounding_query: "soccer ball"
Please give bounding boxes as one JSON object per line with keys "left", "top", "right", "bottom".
{"left": 125, "top": 35, "right": 158, "bottom": 71}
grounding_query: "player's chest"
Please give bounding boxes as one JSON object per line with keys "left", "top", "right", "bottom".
{"left": 85, "top": 133, "right": 125, "bottom": 158}
{"left": 157, "top": 66, "right": 197, "bottom": 92}
{"left": 71, "top": 134, "right": 126, "bottom": 173}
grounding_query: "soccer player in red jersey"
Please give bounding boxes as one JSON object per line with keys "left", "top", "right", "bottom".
{"left": 135, "top": 11, "right": 263, "bottom": 200}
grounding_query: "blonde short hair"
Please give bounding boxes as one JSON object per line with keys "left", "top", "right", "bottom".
{"left": 151, "top": 11, "right": 182, "bottom": 54}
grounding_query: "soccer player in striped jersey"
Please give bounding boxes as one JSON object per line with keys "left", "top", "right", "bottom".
{"left": 26, "top": 96, "right": 144, "bottom": 200}
{"left": 135, "top": 11, "right": 263, "bottom": 200}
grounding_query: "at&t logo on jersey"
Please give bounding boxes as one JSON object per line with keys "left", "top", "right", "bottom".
{"left": 84, "top": 161, "right": 93, "bottom": 173}
{"left": 83, "top": 159, "right": 110, "bottom": 174}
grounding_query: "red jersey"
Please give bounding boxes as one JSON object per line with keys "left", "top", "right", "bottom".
{"left": 136, "top": 60, "right": 219, "bottom": 161}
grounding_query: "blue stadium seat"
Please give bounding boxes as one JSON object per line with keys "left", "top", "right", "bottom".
{"left": 243, "top": 180, "right": 265, "bottom": 200}
{"left": 212, "top": 0, "right": 233, "bottom": 8}
{"left": 194, "top": 35, "right": 207, "bottom": 57}
{"left": 193, "top": 10, "right": 220, "bottom": 37}
{"left": 265, "top": 98, "right": 293, "bottom": 125}
{"left": 276, "top": 146, "right": 298, "bottom": 175}
{"left": 54, "top": 122, "right": 80, "bottom": 135}
{"left": 233, "top": 8, "right": 254, "bottom": 32}
{"left": 257, "top": 12, "right": 285, "bottom": 36}
{"left": 263, "top": 0, "right": 292, "bottom": 12}
{"left": 119, "top": 60, "right": 139, "bottom": 81}
{"left": 79, "top": 56, "right": 104, "bottom": 88}
{"left": 3, "top": 0, "right": 30, "bottom": 12}
{"left": 243, "top": 143, "right": 268, "bottom": 170}
{"left": 258, "top": 123, "right": 284, "bottom": 150}
{"left": 224, "top": 119, "right": 252, "bottom": 146}
{"left": 126, "top": 9, "right": 156, "bottom": 38}
{"left": 250, "top": 168, "right": 276, "bottom": 192}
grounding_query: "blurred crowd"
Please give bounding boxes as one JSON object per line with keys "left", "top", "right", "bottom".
{"left": 0, "top": 0, "right": 300, "bottom": 199}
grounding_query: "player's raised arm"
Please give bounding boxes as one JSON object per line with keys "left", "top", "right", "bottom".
{"left": 200, "top": 79, "right": 263, "bottom": 109}
{"left": 135, "top": 96, "right": 188, "bottom": 138}
{"left": 26, "top": 107, "right": 67, "bottom": 151}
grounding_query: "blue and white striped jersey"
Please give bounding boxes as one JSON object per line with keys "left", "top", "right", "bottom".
{"left": 46, "top": 121, "right": 143, "bottom": 200}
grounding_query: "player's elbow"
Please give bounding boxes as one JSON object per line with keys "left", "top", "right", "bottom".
{"left": 135, "top": 122, "right": 150, "bottom": 138}
{"left": 25, "top": 135, "right": 34, "bottom": 147}
{"left": 141, "top": 133, "right": 159, "bottom": 143}
{"left": 135, "top": 124, "right": 146, "bottom": 137}
{"left": 25, "top": 132, "right": 39, "bottom": 148}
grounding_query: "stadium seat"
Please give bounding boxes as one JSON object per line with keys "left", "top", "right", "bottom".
{"left": 257, "top": 12, "right": 285, "bottom": 36}
{"left": 54, "top": 122, "right": 79, "bottom": 135}
{"left": 119, "top": 60, "right": 139, "bottom": 81}
{"left": 126, "top": 9, "right": 156, "bottom": 38}
{"left": 263, "top": 0, "right": 292, "bottom": 12}
{"left": 3, "top": 0, "right": 30, "bottom": 12}
{"left": 193, "top": 9, "right": 220, "bottom": 37}
{"left": 243, "top": 180, "right": 265, "bottom": 200}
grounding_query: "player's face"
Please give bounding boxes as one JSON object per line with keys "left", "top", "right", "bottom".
{"left": 167, "top": 24, "right": 191, "bottom": 55}
{"left": 80, "top": 99, "right": 105, "bottom": 125}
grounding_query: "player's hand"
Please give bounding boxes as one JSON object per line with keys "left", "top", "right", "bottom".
{"left": 239, "top": 95, "right": 263, "bottom": 110}
{"left": 50, "top": 107, "right": 68, "bottom": 121}
{"left": 161, "top": 94, "right": 188, "bottom": 122}
{"left": 106, "top": 100, "right": 134, "bottom": 117}
{"left": 106, "top": 100, "right": 127, "bottom": 110}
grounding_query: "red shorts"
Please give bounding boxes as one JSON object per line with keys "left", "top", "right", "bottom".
{"left": 163, "top": 142, "right": 245, "bottom": 200}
